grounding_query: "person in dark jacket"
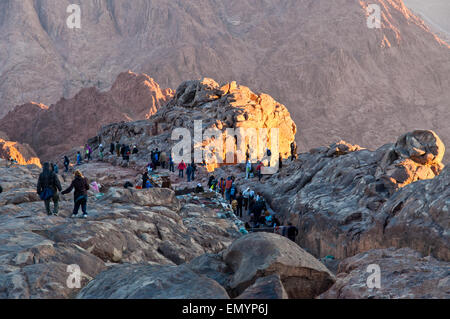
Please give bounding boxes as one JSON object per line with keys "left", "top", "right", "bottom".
{"left": 236, "top": 192, "right": 244, "bottom": 218}
{"left": 37, "top": 162, "right": 62, "bottom": 216}
{"left": 287, "top": 222, "right": 299, "bottom": 242}
{"left": 110, "top": 142, "right": 115, "bottom": 155}
{"left": 63, "top": 156, "right": 70, "bottom": 172}
{"left": 62, "top": 169, "right": 90, "bottom": 219}
{"left": 142, "top": 171, "right": 149, "bottom": 189}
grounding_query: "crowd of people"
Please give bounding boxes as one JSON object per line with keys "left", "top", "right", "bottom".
{"left": 30, "top": 139, "right": 300, "bottom": 241}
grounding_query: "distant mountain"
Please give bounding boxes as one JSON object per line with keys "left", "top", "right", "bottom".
{"left": 0, "top": 0, "right": 449, "bottom": 161}
{"left": 0, "top": 72, "right": 173, "bottom": 160}
{"left": 404, "top": 0, "right": 450, "bottom": 40}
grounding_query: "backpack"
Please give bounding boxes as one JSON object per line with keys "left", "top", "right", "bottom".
{"left": 40, "top": 187, "right": 54, "bottom": 201}
{"left": 230, "top": 186, "right": 236, "bottom": 196}
{"left": 267, "top": 149, "right": 272, "bottom": 156}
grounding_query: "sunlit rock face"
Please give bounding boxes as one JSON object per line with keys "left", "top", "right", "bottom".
{"left": 92, "top": 78, "right": 297, "bottom": 172}
{"left": 0, "top": 133, "right": 41, "bottom": 167}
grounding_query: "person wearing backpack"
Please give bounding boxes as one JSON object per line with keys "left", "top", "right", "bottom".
{"left": 37, "top": 162, "right": 62, "bottom": 216}
{"left": 62, "top": 169, "right": 90, "bottom": 219}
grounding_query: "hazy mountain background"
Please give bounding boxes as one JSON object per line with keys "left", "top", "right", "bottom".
{"left": 0, "top": 0, "right": 449, "bottom": 161}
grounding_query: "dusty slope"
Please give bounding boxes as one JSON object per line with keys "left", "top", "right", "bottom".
{"left": 0, "top": 71, "right": 173, "bottom": 161}
{"left": 0, "top": 0, "right": 449, "bottom": 161}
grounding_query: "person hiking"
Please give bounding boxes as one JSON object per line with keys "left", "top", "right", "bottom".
{"left": 169, "top": 154, "right": 175, "bottom": 172}
{"left": 245, "top": 160, "right": 252, "bottom": 179}
{"left": 63, "top": 156, "right": 70, "bottom": 172}
{"left": 231, "top": 199, "right": 238, "bottom": 216}
{"left": 37, "top": 162, "right": 62, "bottom": 216}
{"left": 242, "top": 188, "right": 250, "bottom": 211}
{"left": 110, "top": 142, "right": 115, "bottom": 155}
{"left": 160, "top": 151, "right": 167, "bottom": 169}
{"left": 155, "top": 148, "right": 161, "bottom": 167}
{"left": 230, "top": 183, "right": 237, "bottom": 202}
{"left": 225, "top": 177, "right": 233, "bottom": 202}
{"left": 290, "top": 141, "right": 298, "bottom": 161}
{"left": 287, "top": 223, "right": 299, "bottom": 242}
{"left": 279, "top": 154, "right": 283, "bottom": 171}
{"left": 76, "top": 151, "right": 82, "bottom": 165}
{"left": 186, "top": 164, "right": 193, "bottom": 182}
{"left": 207, "top": 176, "right": 215, "bottom": 189}
{"left": 115, "top": 142, "right": 121, "bottom": 157}
{"left": 256, "top": 161, "right": 262, "bottom": 181}
{"left": 85, "top": 144, "right": 92, "bottom": 161}
{"left": 219, "top": 177, "right": 226, "bottom": 196}
{"left": 191, "top": 162, "right": 197, "bottom": 180}
{"left": 142, "top": 171, "right": 149, "bottom": 189}
{"left": 236, "top": 192, "right": 244, "bottom": 218}
{"left": 99, "top": 143, "right": 104, "bottom": 161}
{"left": 178, "top": 160, "right": 187, "bottom": 178}
{"left": 61, "top": 169, "right": 90, "bottom": 219}
{"left": 132, "top": 145, "right": 139, "bottom": 154}
{"left": 53, "top": 163, "right": 59, "bottom": 174}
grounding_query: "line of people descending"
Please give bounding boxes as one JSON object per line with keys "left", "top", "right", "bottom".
{"left": 37, "top": 162, "right": 90, "bottom": 219}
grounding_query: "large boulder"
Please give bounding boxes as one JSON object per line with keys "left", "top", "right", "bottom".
{"left": 236, "top": 274, "right": 289, "bottom": 299}
{"left": 223, "top": 232, "right": 335, "bottom": 298}
{"left": 320, "top": 248, "right": 450, "bottom": 299}
{"left": 77, "top": 264, "right": 230, "bottom": 299}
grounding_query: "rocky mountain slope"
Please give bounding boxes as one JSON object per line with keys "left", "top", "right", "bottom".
{"left": 0, "top": 71, "right": 173, "bottom": 160}
{"left": 213, "top": 130, "right": 448, "bottom": 262}
{"left": 1, "top": 0, "right": 449, "bottom": 161}
{"left": 0, "top": 151, "right": 448, "bottom": 298}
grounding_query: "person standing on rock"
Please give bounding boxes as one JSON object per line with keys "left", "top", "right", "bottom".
{"left": 191, "top": 162, "right": 197, "bottom": 180}
{"left": 256, "top": 161, "right": 262, "bottom": 181}
{"left": 62, "top": 169, "right": 90, "bottom": 219}
{"left": 287, "top": 222, "right": 299, "bottom": 242}
{"left": 63, "top": 156, "right": 70, "bottom": 172}
{"left": 178, "top": 160, "right": 187, "bottom": 178}
{"left": 115, "top": 142, "right": 121, "bottom": 157}
{"left": 160, "top": 151, "right": 167, "bottom": 169}
{"left": 242, "top": 188, "right": 250, "bottom": 212}
{"left": 76, "top": 151, "right": 82, "bottom": 165}
{"left": 110, "top": 142, "right": 115, "bottom": 155}
{"left": 85, "top": 144, "right": 92, "bottom": 162}
{"left": 246, "top": 160, "right": 252, "bottom": 179}
{"left": 37, "top": 162, "right": 62, "bottom": 216}
{"left": 186, "top": 164, "right": 193, "bottom": 182}
{"left": 142, "top": 171, "right": 149, "bottom": 189}
{"left": 236, "top": 191, "right": 244, "bottom": 218}
{"left": 169, "top": 154, "right": 175, "bottom": 172}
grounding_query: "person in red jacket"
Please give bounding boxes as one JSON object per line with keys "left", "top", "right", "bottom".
{"left": 256, "top": 162, "right": 263, "bottom": 181}
{"left": 178, "top": 160, "right": 187, "bottom": 178}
